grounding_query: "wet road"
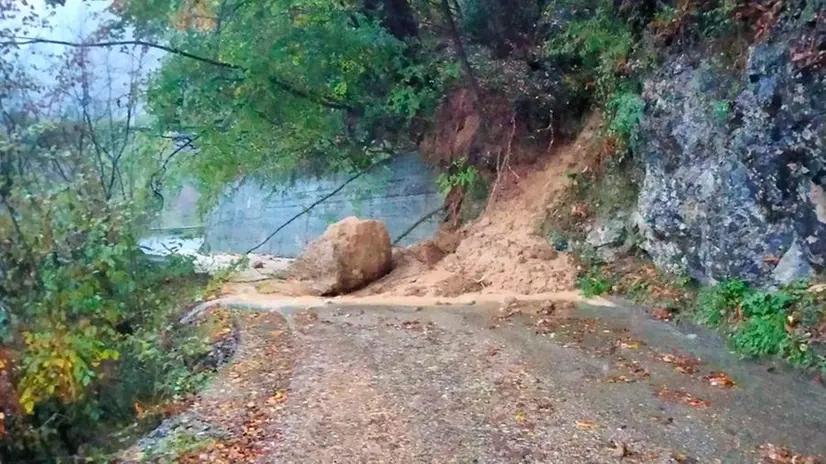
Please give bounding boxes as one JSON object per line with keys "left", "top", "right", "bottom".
{"left": 137, "top": 299, "right": 826, "bottom": 463}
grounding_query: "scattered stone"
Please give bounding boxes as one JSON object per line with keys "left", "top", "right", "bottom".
{"left": 772, "top": 239, "right": 813, "bottom": 286}
{"left": 553, "top": 238, "right": 569, "bottom": 252}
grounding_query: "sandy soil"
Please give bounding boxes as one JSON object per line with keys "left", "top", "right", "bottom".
{"left": 353, "top": 118, "right": 600, "bottom": 299}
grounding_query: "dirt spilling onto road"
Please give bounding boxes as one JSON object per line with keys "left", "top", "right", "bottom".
{"left": 342, "top": 117, "right": 601, "bottom": 300}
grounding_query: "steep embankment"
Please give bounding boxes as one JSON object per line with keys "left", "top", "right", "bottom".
{"left": 352, "top": 118, "right": 605, "bottom": 299}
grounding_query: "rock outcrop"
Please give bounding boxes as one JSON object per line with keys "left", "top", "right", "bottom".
{"left": 289, "top": 217, "right": 392, "bottom": 295}
{"left": 635, "top": 23, "right": 826, "bottom": 286}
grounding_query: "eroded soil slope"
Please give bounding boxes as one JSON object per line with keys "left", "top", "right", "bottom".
{"left": 353, "top": 119, "right": 603, "bottom": 299}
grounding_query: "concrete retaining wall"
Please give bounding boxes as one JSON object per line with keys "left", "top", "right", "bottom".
{"left": 202, "top": 154, "right": 444, "bottom": 257}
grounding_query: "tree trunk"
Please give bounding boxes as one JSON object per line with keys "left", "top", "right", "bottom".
{"left": 440, "top": 0, "right": 482, "bottom": 104}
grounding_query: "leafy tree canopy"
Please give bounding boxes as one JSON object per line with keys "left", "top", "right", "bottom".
{"left": 114, "top": 0, "right": 457, "bottom": 206}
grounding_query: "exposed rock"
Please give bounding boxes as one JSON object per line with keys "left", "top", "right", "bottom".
{"left": 289, "top": 217, "right": 392, "bottom": 295}
{"left": 772, "top": 238, "right": 813, "bottom": 286}
{"left": 586, "top": 216, "right": 628, "bottom": 262}
{"left": 635, "top": 30, "right": 826, "bottom": 286}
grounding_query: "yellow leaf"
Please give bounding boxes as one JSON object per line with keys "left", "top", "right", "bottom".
{"left": 268, "top": 390, "right": 288, "bottom": 404}
{"left": 575, "top": 419, "right": 599, "bottom": 430}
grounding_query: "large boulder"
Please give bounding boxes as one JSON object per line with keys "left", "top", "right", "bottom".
{"left": 635, "top": 28, "right": 826, "bottom": 286}
{"left": 289, "top": 217, "right": 392, "bottom": 295}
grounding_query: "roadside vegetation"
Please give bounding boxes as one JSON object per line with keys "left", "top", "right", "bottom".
{"left": 1, "top": 0, "right": 824, "bottom": 460}
{"left": 536, "top": 0, "right": 826, "bottom": 378}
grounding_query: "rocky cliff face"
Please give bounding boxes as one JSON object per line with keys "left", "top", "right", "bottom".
{"left": 634, "top": 22, "right": 826, "bottom": 286}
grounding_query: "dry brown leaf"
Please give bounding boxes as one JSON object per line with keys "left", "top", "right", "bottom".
{"left": 575, "top": 419, "right": 600, "bottom": 430}
{"left": 704, "top": 371, "right": 736, "bottom": 388}
{"left": 657, "top": 386, "right": 710, "bottom": 408}
{"left": 655, "top": 353, "right": 703, "bottom": 375}
{"left": 759, "top": 443, "right": 820, "bottom": 463}
{"left": 267, "top": 390, "right": 288, "bottom": 404}
{"left": 606, "top": 439, "right": 629, "bottom": 458}
{"left": 606, "top": 374, "right": 633, "bottom": 383}
{"left": 651, "top": 307, "right": 673, "bottom": 321}
{"left": 807, "top": 283, "right": 826, "bottom": 293}
{"left": 617, "top": 337, "right": 645, "bottom": 350}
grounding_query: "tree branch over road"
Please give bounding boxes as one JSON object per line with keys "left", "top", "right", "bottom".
{"left": 1, "top": 37, "right": 355, "bottom": 112}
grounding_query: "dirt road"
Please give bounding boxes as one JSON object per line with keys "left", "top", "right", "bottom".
{"left": 129, "top": 297, "right": 826, "bottom": 463}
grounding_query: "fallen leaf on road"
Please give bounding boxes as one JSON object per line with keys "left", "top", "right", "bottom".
{"left": 655, "top": 353, "right": 703, "bottom": 375}
{"left": 759, "top": 443, "right": 820, "bottom": 463}
{"left": 651, "top": 307, "right": 673, "bottom": 321}
{"left": 617, "top": 337, "right": 645, "bottom": 350}
{"left": 657, "top": 386, "right": 710, "bottom": 408}
{"left": 672, "top": 452, "right": 692, "bottom": 463}
{"left": 704, "top": 371, "right": 735, "bottom": 388}
{"left": 514, "top": 411, "right": 527, "bottom": 423}
{"left": 606, "top": 439, "right": 629, "bottom": 458}
{"left": 536, "top": 400, "right": 554, "bottom": 412}
{"left": 268, "top": 390, "right": 287, "bottom": 404}
{"left": 576, "top": 419, "right": 600, "bottom": 430}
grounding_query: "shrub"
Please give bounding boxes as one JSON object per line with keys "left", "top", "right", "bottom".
{"left": 543, "top": 0, "right": 636, "bottom": 102}
{"left": 0, "top": 177, "right": 210, "bottom": 461}
{"left": 695, "top": 280, "right": 826, "bottom": 373}
{"left": 578, "top": 266, "right": 614, "bottom": 297}
{"left": 437, "top": 160, "right": 482, "bottom": 195}
{"left": 606, "top": 91, "right": 645, "bottom": 147}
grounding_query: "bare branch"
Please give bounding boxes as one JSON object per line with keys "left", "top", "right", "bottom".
{"left": 2, "top": 37, "right": 356, "bottom": 112}
{"left": 2, "top": 37, "right": 242, "bottom": 70}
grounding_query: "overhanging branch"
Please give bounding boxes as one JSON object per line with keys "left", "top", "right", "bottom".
{"left": 2, "top": 37, "right": 355, "bottom": 112}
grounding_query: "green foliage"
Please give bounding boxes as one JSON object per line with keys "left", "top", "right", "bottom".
{"left": 606, "top": 91, "right": 645, "bottom": 146}
{"left": 578, "top": 266, "right": 614, "bottom": 297}
{"left": 696, "top": 279, "right": 750, "bottom": 326}
{"left": 730, "top": 295, "right": 788, "bottom": 357}
{"left": 544, "top": 0, "right": 636, "bottom": 102}
{"left": 462, "top": 0, "right": 544, "bottom": 54}
{"left": 0, "top": 120, "right": 211, "bottom": 461}
{"left": 696, "top": 280, "right": 826, "bottom": 372}
{"left": 119, "top": 0, "right": 459, "bottom": 210}
{"left": 436, "top": 160, "right": 481, "bottom": 195}
{"left": 699, "top": 0, "right": 743, "bottom": 37}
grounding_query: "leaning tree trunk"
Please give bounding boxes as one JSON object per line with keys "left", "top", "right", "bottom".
{"left": 440, "top": 0, "right": 482, "bottom": 105}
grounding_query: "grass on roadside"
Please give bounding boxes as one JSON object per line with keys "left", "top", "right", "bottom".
{"left": 696, "top": 280, "right": 826, "bottom": 374}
